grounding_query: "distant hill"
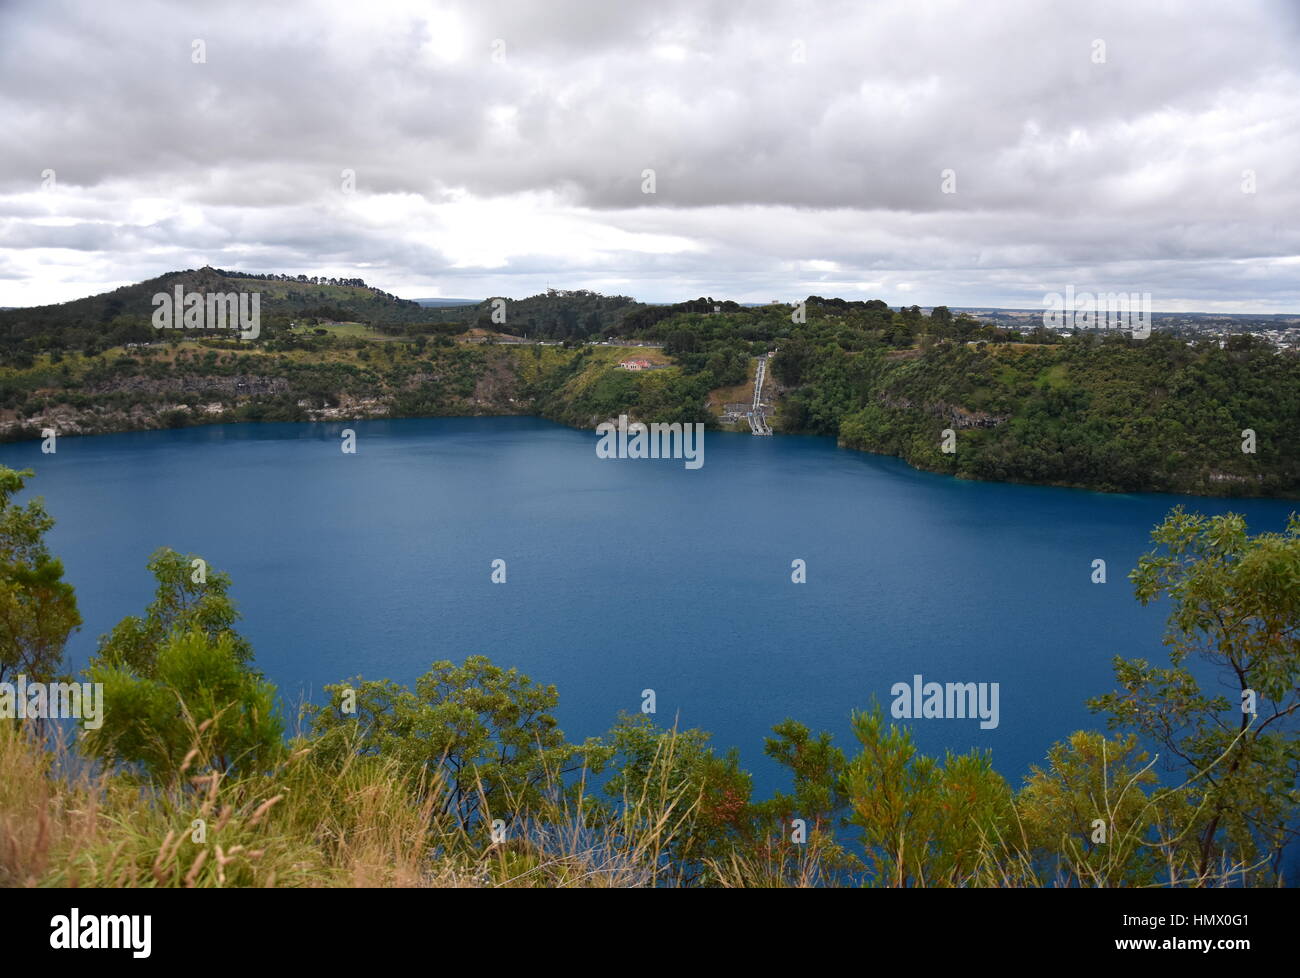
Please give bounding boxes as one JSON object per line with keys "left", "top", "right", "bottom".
{"left": 0, "top": 267, "right": 429, "bottom": 353}
{"left": 448, "top": 289, "right": 644, "bottom": 340}
{"left": 413, "top": 298, "right": 482, "bottom": 307}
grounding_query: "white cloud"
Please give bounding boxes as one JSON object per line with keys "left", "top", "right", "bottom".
{"left": 0, "top": 0, "right": 1297, "bottom": 308}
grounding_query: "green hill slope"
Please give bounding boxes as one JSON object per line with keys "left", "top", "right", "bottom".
{"left": 0, "top": 267, "right": 428, "bottom": 355}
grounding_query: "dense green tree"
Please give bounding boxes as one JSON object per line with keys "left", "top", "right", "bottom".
{"left": 83, "top": 627, "right": 282, "bottom": 781}
{"left": 597, "top": 712, "right": 753, "bottom": 885}
{"left": 307, "top": 656, "right": 592, "bottom": 834}
{"left": 90, "top": 546, "right": 251, "bottom": 676}
{"left": 771, "top": 336, "right": 812, "bottom": 386}
{"left": 1016, "top": 731, "right": 1166, "bottom": 886}
{"left": 664, "top": 329, "right": 700, "bottom": 356}
{"left": 750, "top": 719, "right": 856, "bottom": 884}
{"left": 844, "top": 705, "right": 1014, "bottom": 887}
{"left": 0, "top": 466, "right": 81, "bottom": 684}
{"left": 1090, "top": 509, "right": 1300, "bottom": 884}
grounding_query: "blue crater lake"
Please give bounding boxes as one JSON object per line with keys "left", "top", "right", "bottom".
{"left": 3, "top": 417, "right": 1295, "bottom": 798}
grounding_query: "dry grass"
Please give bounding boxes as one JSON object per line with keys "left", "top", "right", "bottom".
{"left": 2, "top": 721, "right": 1265, "bottom": 889}
{"left": 0, "top": 725, "right": 438, "bottom": 887}
{"left": 0, "top": 721, "right": 702, "bottom": 889}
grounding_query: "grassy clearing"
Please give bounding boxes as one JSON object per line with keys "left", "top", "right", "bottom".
{"left": 289, "top": 321, "right": 396, "bottom": 341}
{"left": 706, "top": 357, "right": 757, "bottom": 413}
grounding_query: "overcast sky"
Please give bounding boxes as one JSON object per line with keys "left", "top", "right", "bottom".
{"left": 2, "top": 0, "right": 1298, "bottom": 310}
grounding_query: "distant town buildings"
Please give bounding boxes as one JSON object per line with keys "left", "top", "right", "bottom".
{"left": 957, "top": 308, "right": 1300, "bottom": 350}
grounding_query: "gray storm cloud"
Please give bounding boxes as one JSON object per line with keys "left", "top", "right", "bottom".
{"left": 1, "top": 0, "right": 1297, "bottom": 308}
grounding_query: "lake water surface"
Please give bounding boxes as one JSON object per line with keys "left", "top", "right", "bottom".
{"left": 3, "top": 417, "right": 1295, "bottom": 797}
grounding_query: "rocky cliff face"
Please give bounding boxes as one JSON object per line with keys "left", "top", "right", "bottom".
{"left": 0, "top": 351, "right": 533, "bottom": 441}
{"left": 81, "top": 374, "right": 293, "bottom": 397}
